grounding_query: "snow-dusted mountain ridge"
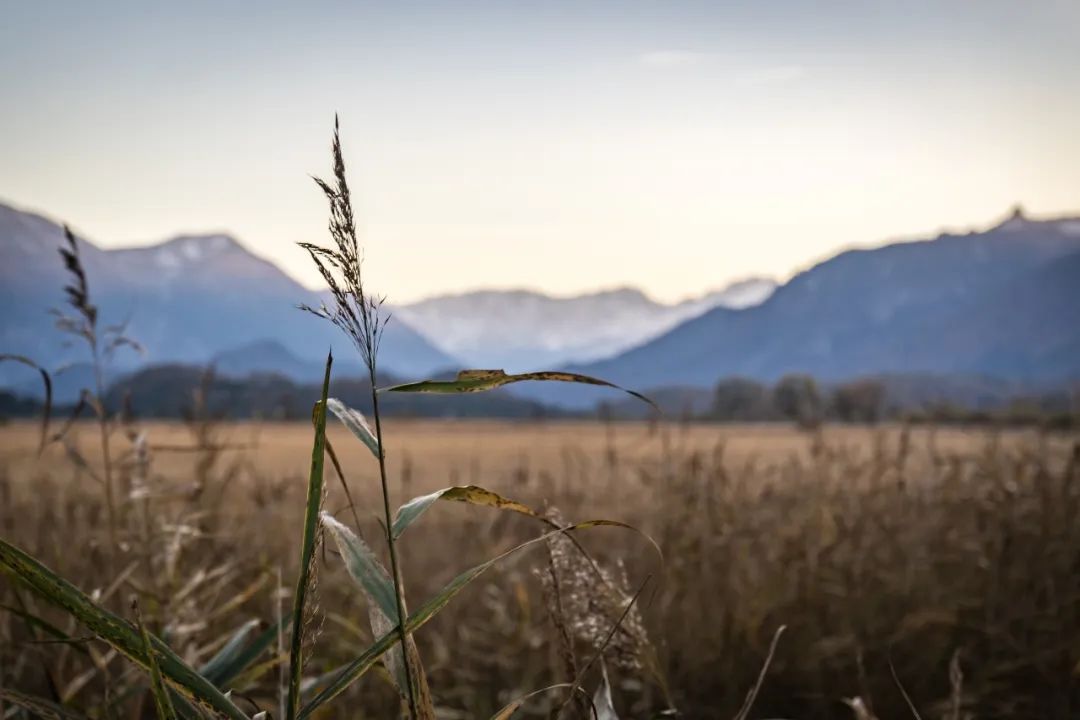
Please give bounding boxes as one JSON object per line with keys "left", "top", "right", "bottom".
{"left": 0, "top": 200, "right": 456, "bottom": 391}
{"left": 395, "top": 279, "right": 777, "bottom": 369}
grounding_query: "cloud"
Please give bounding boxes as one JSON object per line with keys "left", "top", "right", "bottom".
{"left": 638, "top": 50, "right": 711, "bottom": 69}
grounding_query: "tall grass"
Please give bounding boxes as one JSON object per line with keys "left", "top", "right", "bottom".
{"left": 298, "top": 118, "right": 425, "bottom": 715}
{"left": 51, "top": 226, "right": 141, "bottom": 560}
{"left": 2, "top": 422, "right": 1077, "bottom": 717}
{"left": 0, "top": 120, "right": 669, "bottom": 720}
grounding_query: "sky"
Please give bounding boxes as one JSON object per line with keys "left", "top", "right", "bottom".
{"left": 2, "top": 1, "right": 1079, "bottom": 304}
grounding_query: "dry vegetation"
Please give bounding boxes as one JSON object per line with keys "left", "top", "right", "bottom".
{"left": 2, "top": 418, "right": 1078, "bottom": 718}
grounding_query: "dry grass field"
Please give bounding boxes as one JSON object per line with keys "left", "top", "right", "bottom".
{"left": 1, "top": 419, "right": 1063, "bottom": 495}
{"left": 2, "top": 418, "right": 1079, "bottom": 719}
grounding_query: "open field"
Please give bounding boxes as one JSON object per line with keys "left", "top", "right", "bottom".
{"left": 2, "top": 419, "right": 1079, "bottom": 719}
{"left": 3, "top": 419, "right": 1069, "bottom": 493}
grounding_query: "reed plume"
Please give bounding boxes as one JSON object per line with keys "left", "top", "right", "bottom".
{"left": 299, "top": 115, "right": 421, "bottom": 717}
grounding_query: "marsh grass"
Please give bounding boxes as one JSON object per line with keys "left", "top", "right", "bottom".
{"left": 0, "top": 120, "right": 670, "bottom": 720}
{"left": 298, "top": 116, "right": 423, "bottom": 717}
{"left": 50, "top": 226, "right": 142, "bottom": 563}
{"left": 2, "top": 422, "right": 1078, "bottom": 717}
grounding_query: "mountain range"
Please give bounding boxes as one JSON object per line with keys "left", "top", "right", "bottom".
{"left": 0, "top": 200, "right": 772, "bottom": 397}
{"left": 525, "top": 207, "right": 1080, "bottom": 407}
{"left": 3, "top": 200, "right": 1079, "bottom": 412}
{"left": 394, "top": 278, "right": 775, "bottom": 368}
{"left": 0, "top": 201, "right": 455, "bottom": 393}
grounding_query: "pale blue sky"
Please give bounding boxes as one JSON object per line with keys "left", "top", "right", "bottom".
{"left": 2, "top": 1, "right": 1079, "bottom": 302}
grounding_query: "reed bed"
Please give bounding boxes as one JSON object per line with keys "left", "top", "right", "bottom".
{"left": 2, "top": 420, "right": 1077, "bottom": 718}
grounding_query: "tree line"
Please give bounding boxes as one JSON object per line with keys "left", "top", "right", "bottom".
{"left": 704, "top": 374, "right": 1079, "bottom": 429}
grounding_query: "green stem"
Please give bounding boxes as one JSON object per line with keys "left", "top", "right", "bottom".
{"left": 369, "top": 367, "right": 419, "bottom": 718}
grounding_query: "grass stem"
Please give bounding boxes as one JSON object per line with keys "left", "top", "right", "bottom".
{"left": 369, "top": 368, "right": 419, "bottom": 718}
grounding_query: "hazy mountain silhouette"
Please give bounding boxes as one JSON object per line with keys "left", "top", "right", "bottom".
{"left": 395, "top": 279, "right": 775, "bottom": 368}
{"left": 6, "top": 200, "right": 1079, "bottom": 412}
{"left": 209, "top": 339, "right": 367, "bottom": 381}
{"left": 0, "top": 200, "right": 456, "bottom": 393}
{"left": 521, "top": 207, "right": 1080, "bottom": 407}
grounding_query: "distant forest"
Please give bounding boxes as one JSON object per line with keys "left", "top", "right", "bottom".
{"left": 2, "top": 364, "right": 1077, "bottom": 429}
{"left": 691, "top": 374, "right": 1079, "bottom": 428}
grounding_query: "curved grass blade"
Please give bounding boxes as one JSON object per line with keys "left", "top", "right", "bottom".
{"left": 889, "top": 657, "right": 925, "bottom": 720}
{"left": 366, "top": 592, "right": 410, "bottom": 697}
{"left": 286, "top": 351, "right": 333, "bottom": 720}
{"left": 320, "top": 513, "right": 397, "bottom": 620}
{"left": 320, "top": 512, "right": 430, "bottom": 707}
{"left": 0, "top": 354, "right": 52, "bottom": 453}
{"left": 213, "top": 618, "right": 288, "bottom": 688}
{"left": 392, "top": 485, "right": 543, "bottom": 539}
{"left": 593, "top": 660, "right": 620, "bottom": 720}
{"left": 0, "top": 688, "right": 90, "bottom": 720}
{"left": 133, "top": 600, "right": 178, "bottom": 720}
{"left": 300, "top": 663, "right": 350, "bottom": 698}
{"left": 488, "top": 683, "right": 593, "bottom": 720}
{"left": 198, "top": 618, "right": 260, "bottom": 686}
{"left": 0, "top": 539, "right": 248, "bottom": 720}
{"left": 384, "top": 369, "right": 657, "bottom": 410}
{"left": 1, "top": 603, "right": 91, "bottom": 656}
{"left": 732, "top": 625, "right": 786, "bottom": 720}
{"left": 325, "top": 398, "right": 379, "bottom": 458}
{"left": 300, "top": 519, "right": 645, "bottom": 718}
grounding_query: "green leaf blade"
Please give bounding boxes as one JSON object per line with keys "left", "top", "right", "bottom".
{"left": 198, "top": 618, "right": 261, "bottom": 687}
{"left": 320, "top": 512, "right": 398, "bottom": 621}
{"left": 300, "top": 519, "right": 651, "bottom": 718}
{"left": 286, "top": 351, "right": 333, "bottom": 720}
{"left": 0, "top": 603, "right": 91, "bottom": 656}
{"left": 0, "top": 539, "right": 247, "bottom": 720}
{"left": 383, "top": 368, "right": 657, "bottom": 410}
{"left": 392, "top": 485, "right": 543, "bottom": 540}
{"left": 134, "top": 601, "right": 178, "bottom": 720}
{"left": 320, "top": 512, "right": 434, "bottom": 702}
{"left": 325, "top": 398, "right": 380, "bottom": 459}
{"left": 488, "top": 683, "right": 584, "bottom": 720}
{"left": 0, "top": 688, "right": 91, "bottom": 720}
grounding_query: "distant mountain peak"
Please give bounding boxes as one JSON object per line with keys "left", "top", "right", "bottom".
{"left": 396, "top": 277, "right": 777, "bottom": 368}
{"left": 997, "top": 203, "right": 1031, "bottom": 232}
{"left": 544, "top": 212, "right": 1080, "bottom": 408}
{"left": 414, "top": 285, "right": 654, "bottom": 304}
{"left": 109, "top": 233, "right": 246, "bottom": 271}
{"left": 161, "top": 234, "right": 241, "bottom": 267}
{"left": 0, "top": 200, "right": 456, "bottom": 389}
{"left": 161, "top": 233, "right": 241, "bottom": 253}
{"left": 687, "top": 277, "right": 777, "bottom": 310}
{"left": 587, "top": 285, "right": 652, "bottom": 301}
{"left": 988, "top": 204, "right": 1080, "bottom": 236}
{"left": 0, "top": 200, "right": 88, "bottom": 259}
